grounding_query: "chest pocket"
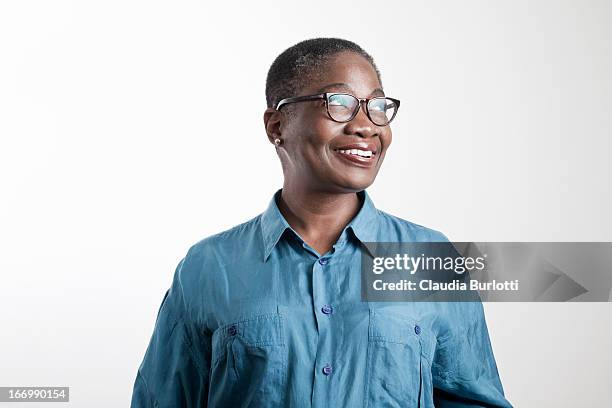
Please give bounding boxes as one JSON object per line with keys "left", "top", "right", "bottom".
{"left": 209, "top": 312, "right": 287, "bottom": 408}
{"left": 364, "top": 309, "right": 433, "bottom": 408}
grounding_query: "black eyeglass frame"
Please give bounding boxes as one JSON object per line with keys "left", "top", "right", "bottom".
{"left": 275, "top": 92, "right": 401, "bottom": 126}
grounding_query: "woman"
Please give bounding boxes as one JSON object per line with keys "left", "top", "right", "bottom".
{"left": 130, "top": 38, "right": 512, "bottom": 407}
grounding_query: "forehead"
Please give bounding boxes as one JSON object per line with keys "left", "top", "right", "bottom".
{"left": 302, "top": 51, "right": 383, "bottom": 97}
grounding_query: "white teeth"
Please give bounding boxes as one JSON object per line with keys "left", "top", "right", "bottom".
{"left": 338, "top": 149, "right": 373, "bottom": 158}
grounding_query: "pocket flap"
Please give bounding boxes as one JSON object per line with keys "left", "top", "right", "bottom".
{"left": 213, "top": 313, "right": 284, "bottom": 358}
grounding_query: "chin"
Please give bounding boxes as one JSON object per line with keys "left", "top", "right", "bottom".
{"left": 336, "top": 176, "right": 375, "bottom": 192}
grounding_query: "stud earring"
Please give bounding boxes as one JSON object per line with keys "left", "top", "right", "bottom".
{"left": 274, "top": 138, "right": 282, "bottom": 146}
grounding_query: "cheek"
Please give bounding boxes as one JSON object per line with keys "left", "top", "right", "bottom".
{"left": 304, "top": 119, "right": 338, "bottom": 150}
{"left": 381, "top": 130, "right": 393, "bottom": 149}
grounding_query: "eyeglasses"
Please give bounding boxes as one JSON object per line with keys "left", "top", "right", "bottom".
{"left": 275, "top": 92, "right": 400, "bottom": 126}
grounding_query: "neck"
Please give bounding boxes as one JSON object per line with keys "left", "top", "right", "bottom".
{"left": 278, "top": 183, "right": 362, "bottom": 254}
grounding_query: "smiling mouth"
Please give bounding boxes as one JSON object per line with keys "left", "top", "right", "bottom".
{"left": 332, "top": 148, "right": 378, "bottom": 167}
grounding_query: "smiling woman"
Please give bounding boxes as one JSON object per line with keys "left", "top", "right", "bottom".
{"left": 130, "top": 38, "right": 513, "bottom": 408}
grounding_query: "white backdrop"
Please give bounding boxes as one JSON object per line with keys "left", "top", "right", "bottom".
{"left": 1, "top": 1, "right": 611, "bottom": 406}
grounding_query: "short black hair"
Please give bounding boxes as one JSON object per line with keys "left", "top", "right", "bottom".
{"left": 265, "top": 38, "right": 382, "bottom": 111}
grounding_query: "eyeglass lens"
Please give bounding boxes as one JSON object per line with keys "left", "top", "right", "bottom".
{"left": 327, "top": 94, "right": 397, "bottom": 125}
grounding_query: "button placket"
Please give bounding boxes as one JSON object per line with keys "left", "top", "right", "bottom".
{"left": 311, "top": 254, "right": 336, "bottom": 401}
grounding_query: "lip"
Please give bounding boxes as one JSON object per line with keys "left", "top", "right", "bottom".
{"left": 333, "top": 142, "right": 378, "bottom": 153}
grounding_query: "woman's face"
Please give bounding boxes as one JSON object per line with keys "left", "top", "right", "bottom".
{"left": 272, "top": 51, "right": 393, "bottom": 193}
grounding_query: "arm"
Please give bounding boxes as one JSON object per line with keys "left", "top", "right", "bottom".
{"left": 130, "top": 257, "right": 212, "bottom": 407}
{"left": 432, "top": 300, "right": 513, "bottom": 408}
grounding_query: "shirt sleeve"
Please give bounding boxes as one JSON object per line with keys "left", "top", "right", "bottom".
{"left": 130, "top": 256, "right": 212, "bottom": 408}
{"left": 431, "top": 300, "right": 513, "bottom": 408}
{"left": 425, "top": 230, "right": 512, "bottom": 407}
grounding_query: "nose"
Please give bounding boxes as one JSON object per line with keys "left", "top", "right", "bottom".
{"left": 344, "top": 101, "right": 379, "bottom": 138}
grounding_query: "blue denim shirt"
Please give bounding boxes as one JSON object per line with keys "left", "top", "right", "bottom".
{"left": 131, "top": 188, "right": 512, "bottom": 407}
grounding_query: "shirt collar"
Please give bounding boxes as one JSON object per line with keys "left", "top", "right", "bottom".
{"left": 260, "top": 188, "right": 379, "bottom": 262}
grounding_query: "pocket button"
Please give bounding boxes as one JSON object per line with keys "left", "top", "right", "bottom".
{"left": 321, "top": 305, "right": 333, "bottom": 315}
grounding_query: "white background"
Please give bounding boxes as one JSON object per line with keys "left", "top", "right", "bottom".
{"left": 1, "top": 1, "right": 611, "bottom": 406}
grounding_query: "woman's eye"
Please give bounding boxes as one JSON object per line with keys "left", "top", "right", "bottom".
{"left": 329, "top": 95, "right": 353, "bottom": 106}
{"left": 370, "top": 101, "right": 386, "bottom": 112}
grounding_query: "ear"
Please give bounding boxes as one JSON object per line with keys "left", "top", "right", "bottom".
{"left": 263, "top": 107, "right": 284, "bottom": 145}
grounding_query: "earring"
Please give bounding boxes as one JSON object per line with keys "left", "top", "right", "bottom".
{"left": 274, "top": 138, "right": 282, "bottom": 146}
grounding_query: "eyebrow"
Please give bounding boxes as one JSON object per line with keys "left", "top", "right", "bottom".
{"left": 316, "top": 82, "right": 385, "bottom": 97}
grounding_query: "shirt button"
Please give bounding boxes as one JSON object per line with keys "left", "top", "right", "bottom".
{"left": 318, "top": 258, "right": 329, "bottom": 265}
{"left": 414, "top": 324, "right": 421, "bottom": 335}
{"left": 321, "top": 305, "right": 333, "bottom": 315}
{"left": 228, "top": 325, "right": 237, "bottom": 336}
{"left": 322, "top": 364, "right": 333, "bottom": 375}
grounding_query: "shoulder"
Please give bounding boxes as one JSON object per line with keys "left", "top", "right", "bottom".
{"left": 171, "top": 214, "right": 263, "bottom": 306}
{"left": 184, "top": 214, "right": 262, "bottom": 263}
{"left": 376, "top": 209, "right": 450, "bottom": 242}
